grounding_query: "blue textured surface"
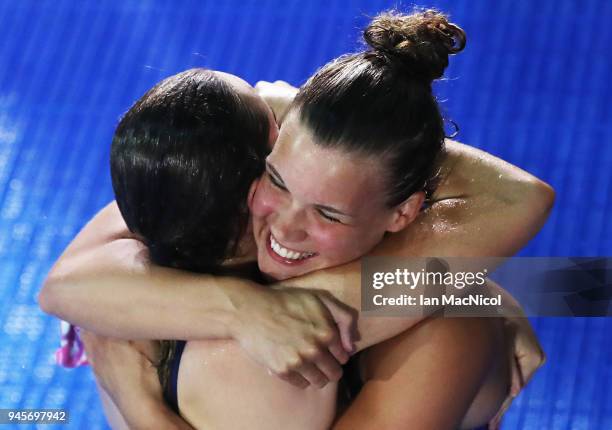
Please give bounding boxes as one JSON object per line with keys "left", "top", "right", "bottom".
{"left": 0, "top": 1, "right": 610, "bottom": 429}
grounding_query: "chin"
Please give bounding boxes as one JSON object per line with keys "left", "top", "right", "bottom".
{"left": 258, "top": 255, "right": 314, "bottom": 281}
{"left": 260, "top": 262, "right": 303, "bottom": 281}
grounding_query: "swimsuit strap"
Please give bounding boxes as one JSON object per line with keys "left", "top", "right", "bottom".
{"left": 164, "top": 340, "right": 187, "bottom": 414}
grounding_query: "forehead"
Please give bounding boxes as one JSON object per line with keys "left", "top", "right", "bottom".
{"left": 268, "top": 113, "right": 388, "bottom": 213}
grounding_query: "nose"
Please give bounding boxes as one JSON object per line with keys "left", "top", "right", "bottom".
{"left": 272, "top": 202, "right": 308, "bottom": 243}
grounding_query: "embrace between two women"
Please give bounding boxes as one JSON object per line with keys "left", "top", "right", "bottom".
{"left": 40, "top": 9, "right": 553, "bottom": 430}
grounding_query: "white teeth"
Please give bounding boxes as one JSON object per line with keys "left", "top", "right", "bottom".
{"left": 269, "top": 235, "right": 314, "bottom": 260}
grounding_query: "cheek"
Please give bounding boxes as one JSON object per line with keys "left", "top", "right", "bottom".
{"left": 308, "top": 226, "right": 360, "bottom": 258}
{"left": 250, "top": 179, "right": 281, "bottom": 218}
{"left": 309, "top": 223, "right": 384, "bottom": 262}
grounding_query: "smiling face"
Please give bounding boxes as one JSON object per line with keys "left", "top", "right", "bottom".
{"left": 250, "top": 111, "right": 422, "bottom": 281}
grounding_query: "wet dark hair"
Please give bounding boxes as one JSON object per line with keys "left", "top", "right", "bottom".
{"left": 111, "top": 68, "right": 270, "bottom": 273}
{"left": 292, "top": 9, "right": 466, "bottom": 206}
{"left": 110, "top": 68, "right": 270, "bottom": 394}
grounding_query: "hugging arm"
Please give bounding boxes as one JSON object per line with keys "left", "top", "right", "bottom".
{"left": 39, "top": 138, "right": 553, "bottom": 355}
{"left": 39, "top": 203, "right": 355, "bottom": 384}
{"left": 39, "top": 204, "right": 240, "bottom": 341}
{"left": 39, "top": 139, "right": 553, "bottom": 351}
{"left": 39, "top": 79, "right": 553, "bottom": 360}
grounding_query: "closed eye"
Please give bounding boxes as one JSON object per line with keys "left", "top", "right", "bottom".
{"left": 267, "top": 171, "right": 287, "bottom": 191}
{"left": 317, "top": 209, "right": 341, "bottom": 224}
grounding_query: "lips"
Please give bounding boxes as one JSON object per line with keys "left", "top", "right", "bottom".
{"left": 266, "top": 233, "right": 316, "bottom": 265}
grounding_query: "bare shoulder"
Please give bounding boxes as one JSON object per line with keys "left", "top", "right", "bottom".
{"left": 333, "top": 317, "right": 505, "bottom": 429}
{"left": 362, "top": 317, "right": 502, "bottom": 380}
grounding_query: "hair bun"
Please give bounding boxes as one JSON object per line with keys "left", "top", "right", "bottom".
{"left": 364, "top": 9, "right": 466, "bottom": 82}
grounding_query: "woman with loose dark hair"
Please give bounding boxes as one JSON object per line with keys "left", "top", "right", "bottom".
{"left": 41, "top": 9, "right": 552, "bottom": 430}
{"left": 109, "top": 68, "right": 278, "bottom": 393}
{"left": 111, "top": 68, "right": 271, "bottom": 274}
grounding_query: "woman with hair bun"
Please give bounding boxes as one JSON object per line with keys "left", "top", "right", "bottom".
{"left": 42, "top": 8, "right": 552, "bottom": 430}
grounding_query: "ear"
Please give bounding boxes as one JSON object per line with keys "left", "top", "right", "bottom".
{"left": 247, "top": 178, "right": 260, "bottom": 211}
{"left": 385, "top": 191, "right": 426, "bottom": 233}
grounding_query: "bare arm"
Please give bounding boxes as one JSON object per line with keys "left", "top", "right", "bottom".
{"left": 386, "top": 139, "right": 554, "bottom": 257}
{"left": 40, "top": 73, "right": 553, "bottom": 347}
{"left": 40, "top": 139, "right": 553, "bottom": 344}
{"left": 40, "top": 201, "right": 256, "bottom": 340}
{"left": 81, "top": 332, "right": 196, "bottom": 430}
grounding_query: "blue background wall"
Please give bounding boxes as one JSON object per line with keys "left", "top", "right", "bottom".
{"left": 0, "top": 0, "right": 610, "bottom": 428}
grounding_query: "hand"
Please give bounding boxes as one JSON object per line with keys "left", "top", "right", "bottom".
{"left": 488, "top": 317, "right": 546, "bottom": 429}
{"left": 81, "top": 331, "right": 196, "bottom": 430}
{"left": 254, "top": 80, "right": 298, "bottom": 124}
{"left": 80, "top": 331, "right": 163, "bottom": 414}
{"left": 233, "top": 285, "right": 357, "bottom": 389}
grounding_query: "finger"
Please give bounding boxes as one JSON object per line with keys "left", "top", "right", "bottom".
{"left": 328, "top": 338, "right": 350, "bottom": 365}
{"left": 489, "top": 395, "right": 513, "bottom": 430}
{"left": 488, "top": 418, "right": 498, "bottom": 430}
{"left": 276, "top": 370, "right": 310, "bottom": 389}
{"left": 518, "top": 349, "right": 545, "bottom": 388}
{"left": 507, "top": 326, "right": 523, "bottom": 397}
{"left": 511, "top": 355, "right": 523, "bottom": 397}
{"left": 317, "top": 322, "right": 348, "bottom": 365}
{"left": 488, "top": 416, "right": 500, "bottom": 430}
{"left": 318, "top": 295, "right": 356, "bottom": 353}
{"left": 254, "top": 81, "right": 271, "bottom": 90}
{"left": 313, "top": 349, "right": 345, "bottom": 383}
{"left": 296, "top": 361, "right": 331, "bottom": 389}
{"left": 501, "top": 395, "right": 514, "bottom": 415}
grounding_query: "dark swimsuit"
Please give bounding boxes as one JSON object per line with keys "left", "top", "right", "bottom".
{"left": 164, "top": 340, "right": 186, "bottom": 414}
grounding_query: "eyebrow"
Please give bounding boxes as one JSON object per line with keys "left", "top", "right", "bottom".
{"left": 265, "top": 161, "right": 353, "bottom": 218}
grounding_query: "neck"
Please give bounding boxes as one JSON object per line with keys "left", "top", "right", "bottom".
{"left": 222, "top": 218, "right": 258, "bottom": 267}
